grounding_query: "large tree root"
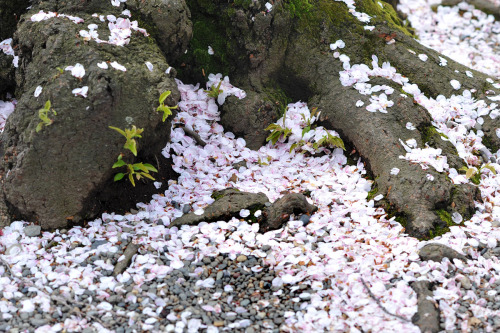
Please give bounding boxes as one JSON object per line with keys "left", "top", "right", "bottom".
{"left": 410, "top": 281, "right": 441, "bottom": 333}
{"left": 170, "top": 189, "right": 318, "bottom": 232}
{"left": 177, "top": 0, "right": 500, "bottom": 239}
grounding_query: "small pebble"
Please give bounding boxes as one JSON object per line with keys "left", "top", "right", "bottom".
{"left": 299, "top": 214, "right": 311, "bottom": 225}
{"left": 182, "top": 204, "right": 191, "bottom": 214}
{"left": 24, "top": 225, "right": 41, "bottom": 237}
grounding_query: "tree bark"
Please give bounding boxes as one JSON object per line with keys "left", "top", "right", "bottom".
{"left": 175, "top": 0, "right": 500, "bottom": 239}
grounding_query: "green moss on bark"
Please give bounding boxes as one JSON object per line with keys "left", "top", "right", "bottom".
{"left": 175, "top": 0, "right": 243, "bottom": 83}
{"left": 263, "top": 85, "right": 292, "bottom": 117}
{"left": 358, "top": 0, "right": 415, "bottom": 37}
{"left": 421, "top": 125, "right": 449, "bottom": 146}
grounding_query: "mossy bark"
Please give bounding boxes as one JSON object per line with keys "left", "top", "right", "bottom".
{"left": 176, "top": 0, "right": 500, "bottom": 239}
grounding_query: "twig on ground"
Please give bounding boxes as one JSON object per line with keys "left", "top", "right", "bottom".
{"left": 113, "top": 242, "right": 140, "bottom": 276}
{"left": 360, "top": 277, "right": 411, "bottom": 323}
{"left": 179, "top": 125, "right": 207, "bottom": 147}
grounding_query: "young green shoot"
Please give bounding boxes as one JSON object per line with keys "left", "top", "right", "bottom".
{"left": 313, "top": 132, "right": 346, "bottom": 151}
{"left": 300, "top": 106, "right": 319, "bottom": 138}
{"left": 460, "top": 163, "right": 497, "bottom": 185}
{"left": 109, "top": 125, "right": 144, "bottom": 156}
{"left": 36, "top": 100, "right": 57, "bottom": 132}
{"left": 112, "top": 154, "right": 157, "bottom": 187}
{"left": 205, "top": 81, "right": 223, "bottom": 99}
{"left": 266, "top": 107, "right": 292, "bottom": 145}
{"left": 157, "top": 90, "right": 178, "bottom": 122}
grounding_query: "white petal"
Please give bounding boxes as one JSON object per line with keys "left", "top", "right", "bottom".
{"left": 450, "top": 80, "right": 461, "bottom": 90}
{"left": 390, "top": 168, "right": 400, "bottom": 175}
{"left": 110, "top": 61, "right": 127, "bottom": 71}
{"left": 34, "top": 86, "right": 43, "bottom": 97}
{"left": 452, "top": 212, "right": 463, "bottom": 224}
{"left": 72, "top": 86, "right": 89, "bottom": 97}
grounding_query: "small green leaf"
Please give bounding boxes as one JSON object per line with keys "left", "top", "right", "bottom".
{"left": 132, "top": 163, "right": 146, "bottom": 172}
{"left": 466, "top": 168, "right": 476, "bottom": 179}
{"left": 109, "top": 126, "right": 127, "bottom": 137}
{"left": 44, "top": 100, "right": 51, "bottom": 110}
{"left": 265, "top": 124, "right": 279, "bottom": 131}
{"left": 112, "top": 159, "right": 126, "bottom": 168}
{"left": 133, "top": 126, "right": 144, "bottom": 137}
{"left": 302, "top": 126, "right": 311, "bottom": 138}
{"left": 127, "top": 164, "right": 135, "bottom": 174}
{"left": 141, "top": 172, "right": 155, "bottom": 181}
{"left": 128, "top": 173, "right": 136, "bottom": 186}
{"left": 268, "top": 131, "right": 281, "bottom": 145}
{"left": 36, "top": 123, "right": 43, "bottom": 132}
{"left": 483, "top": 164, "right": 497, "bottom": 174}
{"left": 290, "top": 143, "right": 298, "bottom": 153}
{"left": 124, "top": 139, "right": 138, "bottom": 156}
{"left": 142, "top": 163, "right": 158, "bottom": 172}
{"left": 332, "top": 137, "right": 346, "bottom": 150}
{"left": 159, "top": 91, "right": 171, "bottom": 104}
{"left": 114, "top": 173, "right": 125, "bottom": 181}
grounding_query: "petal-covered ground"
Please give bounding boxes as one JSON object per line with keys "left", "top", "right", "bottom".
{"left": 0, "top": 0, "right": 500, "bottom": 332}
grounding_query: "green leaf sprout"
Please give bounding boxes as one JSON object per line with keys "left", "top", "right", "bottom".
{"left": 112, "top": 154, "right": 158, "bottom": 187}
{"left": 36, "top": 100, "right": 57, "bottom": 132}
{"left": 157, "top": 90, "right": 178, "bottom": 122}
{"left": 459, "top": 163, "right": 497, "bottom": 185}
{"left": 109, "top": 125, "right": 144, "bottom": 156}
{"left": 205, "top": 81, "right": 223, "bottom": 99}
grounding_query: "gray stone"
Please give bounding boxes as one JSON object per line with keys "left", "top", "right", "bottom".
{"left": 29, "top": 318, "right": 48, "bottom": 327}
{"left": 458, "top": 275, "right": 472, "bottom": 290}
{"left": 182, "top": 204, "right": 192, "bottom": 214}
{"left": 91, "top": 240, "right": 108, "bottom": 250}
{"left": 5, "top": 244, "right": 21, "bottom": 255}
{"left": 23, "top": 224, "right": 41, "bottom": 237}
{"left": 299, "top": 214, "right": 311, "bottom": 225}
{"left": 418, "top": 243, "right": 467, "bottom": 263}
